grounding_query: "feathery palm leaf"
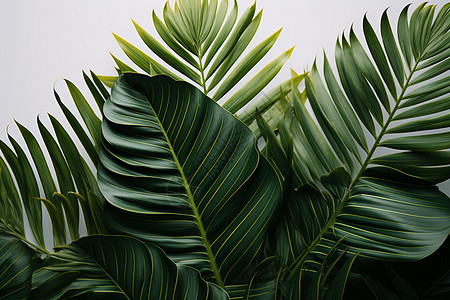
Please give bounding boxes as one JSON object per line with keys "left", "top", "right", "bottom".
{"left": 106, "top": 0, "right": 294, "bottom": 127}
{"left": 257, "top": 2, "right": 450, "bottom": 298}
{"left": 0, "top": 71, "right": 107, "bottom": 252}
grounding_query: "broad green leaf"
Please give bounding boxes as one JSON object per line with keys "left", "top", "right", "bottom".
{"left": 98, "top": 73, "right": 282, "bottom": 286}
{"left": 31, "top": 235, "right": 229, "bottom": 299}
{"left": 0, "top": 239, "right": 35, "bottom": 299}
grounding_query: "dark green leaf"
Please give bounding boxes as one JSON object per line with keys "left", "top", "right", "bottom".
{"left": 0, "top": 239, "right": 35, "bottom": 299}
{"left": 99, "top": 74, "right": 281, "bottom": 286}
{"left": 31, "top": 235, "right": 229, "bottom": 299}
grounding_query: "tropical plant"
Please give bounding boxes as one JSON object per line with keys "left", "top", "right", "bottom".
{"left": 0, "top": 1, "right": 449, "bottom": 299}
{"left": 102, "top": 0, "right": 304, "bottom": 138}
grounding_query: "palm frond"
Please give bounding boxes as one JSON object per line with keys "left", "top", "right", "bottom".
{"left": 0, "top": 71, "right": 107, "bottom": 252}
{"left": 107, "top": 0, "right": 293, "bottom": 126}
{"left": 257, "top": 2, "right": 450, "bottom": 298}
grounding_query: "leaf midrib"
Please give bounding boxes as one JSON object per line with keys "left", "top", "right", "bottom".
{"left": 153, "top": 101, "right": 225, "bottom": 288}
{"left": 286, "top": 55, "right": 422, "bottom": 283}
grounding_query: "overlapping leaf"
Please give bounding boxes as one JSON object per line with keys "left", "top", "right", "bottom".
{"left": 98, "top": 73, "right": 282, "bottom": 287}
{"left": 0, "top": 71, "right": 107, "bottom": 251}
{"left": 0, "top": 239, "right": 36, "bottom": 299}
{"left": 31, "top": 235, "right": 229, "bottom": 299}
{"left": 255, "top": 3, "right": 450, "bottom": 297}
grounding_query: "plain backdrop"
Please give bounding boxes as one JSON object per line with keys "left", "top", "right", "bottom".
{"left": 1, "top": 0, "right": 449, "bottom": 204}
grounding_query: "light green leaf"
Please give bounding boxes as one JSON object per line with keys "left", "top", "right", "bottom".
{"left": 204, "top": 0, "right": 238, "bottom": 68}
{"left": 152, "top": 10, "right": 199, "bottom": 68}
{"left": 113, "top": 33, "right": 183, "bottom": 81}
{"left": 206, "top": 3, "right": 256, "bottom": 78}
{"left": 223, "top": 47, "right": 294, "bottom": 114}
{"left": 208, "top": 10, "right": 263, "bottom": 95}
{"left": 238, "top": 71, "right": 306, "bottom": 126}
{"left": 212, "top": 28, "right": 281, "bottom": 101}
{"left": 133, "top": 19, "right": 201, "bottom": 83}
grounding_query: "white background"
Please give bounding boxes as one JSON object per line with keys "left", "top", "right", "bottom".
{"left": 1, "top": 0, "right": 448, "bottom": 197}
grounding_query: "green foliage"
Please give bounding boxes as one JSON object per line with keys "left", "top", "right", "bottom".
{"left": 0, "top": 1, "right": 449, "bottom": 299}
{"left": 98, "top": 73, "right": 282, "bottom": 286}
{"left": 0, "top": 71, "right": 107, "bottom": 254}
{"left": 105, "top": 0, "right": 294, "bottom": 131}
{"left": 256, "top": 2, "right": 450, "bottom": 298}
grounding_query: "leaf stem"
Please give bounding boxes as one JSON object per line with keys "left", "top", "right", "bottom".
{"left": 154, "top": 109, "right": 225, "bottom": 288}
{"left": 1, "top": 222, "right": 50, "bottom": 255}
{"left": 197, "top": 49, "right": 208, "bottom": 95}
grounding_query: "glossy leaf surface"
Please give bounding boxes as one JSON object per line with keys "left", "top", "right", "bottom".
{"left": 98, "top": 73, "right": 282, "bottom": 286}
{"left": 31, "top": 235, "right": 229, "bottom": 299}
